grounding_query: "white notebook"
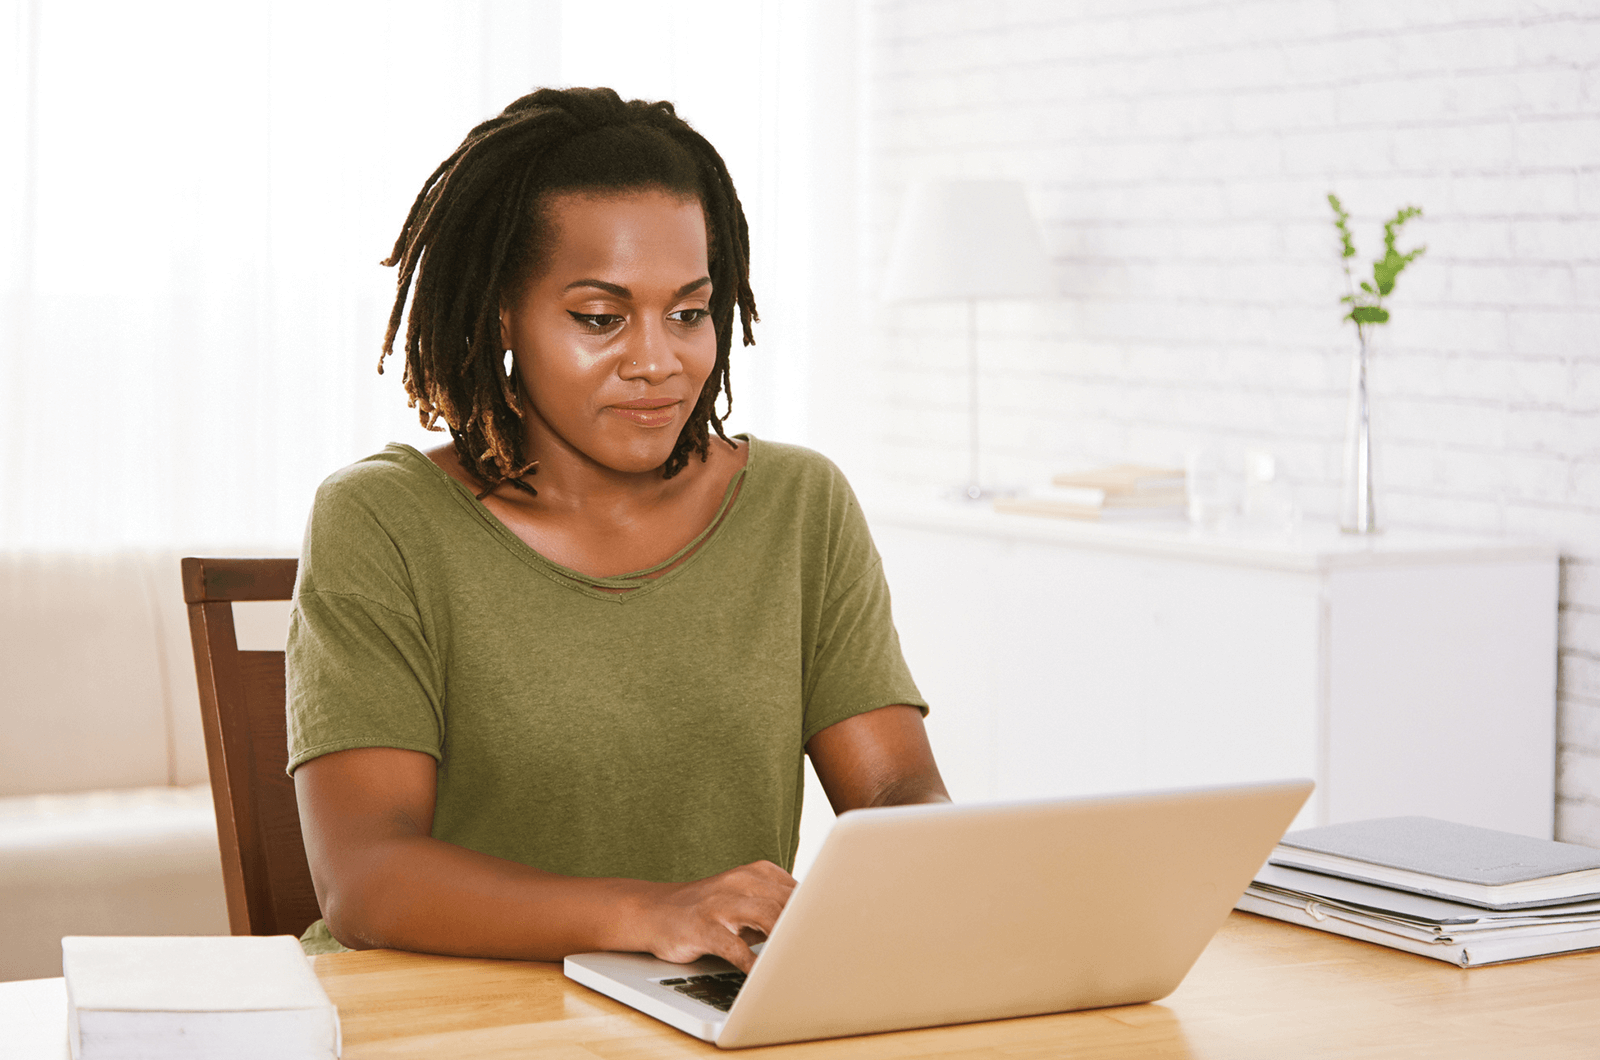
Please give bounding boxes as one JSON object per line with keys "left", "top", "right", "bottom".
{"left": 62, "top": 935, "right": 340, "bottom": 1060}
{"left": 1270, "top": 817, "right": 1600, "bottom": 910}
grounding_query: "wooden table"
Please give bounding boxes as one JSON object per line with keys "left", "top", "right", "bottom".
{"left": 314, "top": 913, "right": 1599, "bottom": 1059}
{"left": 7, "top": 915, "right": 1597, "bottom": 1059}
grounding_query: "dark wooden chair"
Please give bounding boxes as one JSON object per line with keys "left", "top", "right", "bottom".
{"left": 181, "top": 557, "right": 321, "bottom": 939}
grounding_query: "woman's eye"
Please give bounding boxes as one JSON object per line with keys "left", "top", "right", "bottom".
{"left": 569, "top": 312, "right": 623, "bottom": 330}
{"left": 670, "top": 308, "right": 710, "bottom": 326}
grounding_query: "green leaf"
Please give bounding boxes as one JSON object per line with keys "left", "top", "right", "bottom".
{"left": 1373, "top": 247, "right": 1412, "bottom": 296}
{"left": 1371, "top": 207, "right": 1426, "bottom": 298}
{"left": 1332, "top": 195, "right": 1425, "bottom": 325}
{"left": 1373, "top": 259, "right": 1397, "bottom": 296}
{"left": 1328, "top": 192, "right": 1356, "bottom": 259}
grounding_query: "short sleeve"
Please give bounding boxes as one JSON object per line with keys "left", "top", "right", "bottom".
{"left": 285, "top": 467, "right": 446, "bottom": 774}
{"left": 798, "top": 469, "right": 926, "bottom": 744}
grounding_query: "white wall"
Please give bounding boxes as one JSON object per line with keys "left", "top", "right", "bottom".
{"left": 0, "top": 0, "right": 561, "bottom": 550}
{"left": 853, "top": 0, "right": 1600, "bottom": 844}
{"left": 0, "top": 0, "right": 818, "bottom": 550}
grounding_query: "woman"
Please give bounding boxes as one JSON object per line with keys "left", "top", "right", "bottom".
{"left": 288, "top": 87, "right": 947, "bottom": 973}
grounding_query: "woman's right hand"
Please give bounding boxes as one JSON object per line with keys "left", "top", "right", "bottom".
{"left": 630, "top": 860, "right": 797, "bottom": 973}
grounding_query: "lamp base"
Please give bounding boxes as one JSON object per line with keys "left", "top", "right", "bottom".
{"left": 946, "top": 483, "right": 1017, "bottom": 503}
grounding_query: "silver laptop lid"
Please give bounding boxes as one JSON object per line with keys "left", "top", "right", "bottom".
{"left": 715, "top": 778, "right": 1312, "bottom": 1047}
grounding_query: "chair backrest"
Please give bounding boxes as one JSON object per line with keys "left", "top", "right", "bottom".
{"left": 181, "top": 556, "right": 320, "bottom": 939}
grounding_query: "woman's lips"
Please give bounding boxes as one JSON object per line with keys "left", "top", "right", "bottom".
{"left": 608, "top": 399, "right": 680, "bottom": 427}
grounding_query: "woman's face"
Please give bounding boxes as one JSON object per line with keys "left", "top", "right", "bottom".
{"left": 500, "top": 188, "right": 716, "bottom": 478}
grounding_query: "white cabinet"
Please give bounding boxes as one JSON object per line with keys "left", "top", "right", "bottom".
{"left": 868, "top": 504, "right": 1558, "bottom": 838}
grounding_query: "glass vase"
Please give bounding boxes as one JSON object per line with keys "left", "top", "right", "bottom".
{"left": 1339, "top": 331, "right": 1376, "bottom": 534}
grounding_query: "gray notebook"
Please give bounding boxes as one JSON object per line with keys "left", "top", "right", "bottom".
{"left": 1270, "top": 817, "right": 1600, "bottom": 910}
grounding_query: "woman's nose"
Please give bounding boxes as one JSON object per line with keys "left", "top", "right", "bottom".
{"left": 620, "top": 318, "right": 682, "bottom": 381}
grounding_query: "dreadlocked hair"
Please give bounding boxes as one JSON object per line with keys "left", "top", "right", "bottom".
{"left": 379, "top": 86, "right": 758, "bottom": 497}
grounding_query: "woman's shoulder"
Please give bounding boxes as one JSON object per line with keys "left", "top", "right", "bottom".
{"left": 745, "top": 435, "right": 851, "bottom": 493}
{"left": 739, "top": 436, "right": 868, "bottom": 536}
{"left": 300, "top": 445, "right": 471, "bottom": 596}
{"left": 305, "top": 444, "right": 464, "bottom": 547}
{"left": 313, "top": 444, "right": 453, "bottom": 508}
{"left": 730, "top": 437, "right": 881, "bottom": 594}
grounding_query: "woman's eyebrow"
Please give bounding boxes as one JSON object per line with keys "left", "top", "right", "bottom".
{"left": 563, "top": 277, "right": 712, "bottom": 299}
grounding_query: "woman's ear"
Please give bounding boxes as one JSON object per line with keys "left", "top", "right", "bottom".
{"left": 498, "top": 305, "right": 512, "bottom": 352}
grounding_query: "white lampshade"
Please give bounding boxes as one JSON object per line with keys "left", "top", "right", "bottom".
{"left": 881, "top": 180, "right": 1053, "bottom": 302}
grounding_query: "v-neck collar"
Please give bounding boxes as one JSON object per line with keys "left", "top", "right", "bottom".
{"left": 394, "top": 436, "right": 755, "bottom": 603}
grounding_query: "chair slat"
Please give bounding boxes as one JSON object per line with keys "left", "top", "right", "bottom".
{"left": 182, "top": 557, "right": 297, "bottom": 604}
{"left": 183, "top": 557, "right": 319, "bottom": 939}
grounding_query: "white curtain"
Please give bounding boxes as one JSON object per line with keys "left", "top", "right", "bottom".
{"left": 2, "top": 0, "right": 827, "bottom": 551}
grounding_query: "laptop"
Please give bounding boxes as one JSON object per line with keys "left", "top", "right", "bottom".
{"left": 564, "top": 777, "right": 1313, "bottom": 1048}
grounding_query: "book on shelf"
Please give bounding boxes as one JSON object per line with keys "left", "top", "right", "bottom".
{"left": 1051, "top": 464, "right": 1186, "bottom": 493}
{"left": 994, "top": 484, "right": 1187, "bottom": 521}
{"left": 1268, "top": 816, "right": 1600, "bottom": 910}
{"left": 62, "top": 935, "right": 341, "bottom": 1060}
{"left": 1238, "top": 862, "right": 1600, "bottom": 968}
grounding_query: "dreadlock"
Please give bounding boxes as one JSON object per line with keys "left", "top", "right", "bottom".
{"left": 379, "top": 86, "right": 758, "bottom": 496}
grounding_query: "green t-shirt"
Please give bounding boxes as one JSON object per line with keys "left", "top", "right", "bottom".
{"left": 287, "top": 436, "right": 925, "bottom": 891}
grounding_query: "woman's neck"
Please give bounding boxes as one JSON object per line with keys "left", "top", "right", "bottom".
{"left": 425, "top": 434, "right": 747, "bottom": 579}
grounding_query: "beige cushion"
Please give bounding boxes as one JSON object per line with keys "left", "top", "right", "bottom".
{"left": 0, "top": 785, "right": 229, "bottom": 981}
{"left": 0, "top": 552, "right": 238, "bottom": 795}
{"left": 0, "top": 554, "right": 174, "bottom": 795}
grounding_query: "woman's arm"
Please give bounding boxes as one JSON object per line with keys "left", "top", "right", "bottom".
{"left": 296, "top": 705, "right": 940, "bottom": 967}
{"left": 805, "top": 705, "right": 950, "bottom": 811}
{"left": 294, "top": 747, "right": 794, "bottom": 972}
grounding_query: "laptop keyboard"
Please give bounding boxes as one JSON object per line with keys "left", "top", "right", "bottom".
{"left": 657, "top": 971, "right": 746, "bottom": 1012}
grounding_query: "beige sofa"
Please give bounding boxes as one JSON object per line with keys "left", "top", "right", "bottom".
{"left": 0, "top": 553, "right": 291, "bottom": 980}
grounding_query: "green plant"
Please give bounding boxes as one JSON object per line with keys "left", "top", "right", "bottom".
{"left": 1327, "top": 193, "right": 1427, "bottom": 343}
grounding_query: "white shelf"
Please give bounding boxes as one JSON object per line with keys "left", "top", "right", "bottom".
{"left": 868, "top": 497, "right": 1557, "bottom": 573}
{"left": 860, "top": 496, "right": 1560, "bottom": 839}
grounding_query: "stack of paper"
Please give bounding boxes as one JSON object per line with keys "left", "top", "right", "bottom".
{"left": 62, "top": 935, "right": 340, "bottom": 1059}
{"left": 1236, "top": 817, "right": 1600, "bottom": 967}
{"left": 995, "top": 464, "right": 1187, "bottom": 521}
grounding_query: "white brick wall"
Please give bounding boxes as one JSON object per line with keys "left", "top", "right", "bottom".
{"left": 856, "top": 0, "right": 1600, "bottom": 844}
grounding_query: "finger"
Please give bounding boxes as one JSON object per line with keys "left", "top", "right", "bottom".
{"left": 649, "top": 915, "right": 758, "bottom": 969}
{"left": 745, "top": 860, "right": 798, "bottom": 887}
{"left": 716, "top": 895, "right": 787, "bottom": 940}
{"left": 702, "top": 927, "right": 758, "bottom": 974}
{"left": 725, "top": 862, "right": 796, "bottom": 904}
